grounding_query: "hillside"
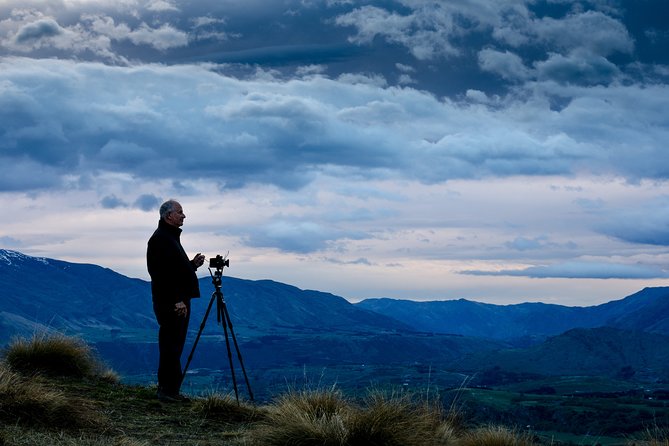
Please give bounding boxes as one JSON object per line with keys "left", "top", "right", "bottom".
{"left": 454, "top": 327, "right": 669, "bottom": 382}
{"left": 357, "top": 287, "right": 669, "bottom": 341}
{"left": 0, "top": 250, "right": 155, "bottom": 340}
{"left": 0, "top": 249, "right": 409, "bottom": 341}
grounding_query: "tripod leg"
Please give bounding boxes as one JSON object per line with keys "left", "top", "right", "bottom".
{"left": 221, "top": 302, "right": 255, "bottom": 402}
{"left": 218, "top": 293, "right": 240, "bottom": 403}
{"left": 181, "top": 292, "right": 216, "bottom": 387}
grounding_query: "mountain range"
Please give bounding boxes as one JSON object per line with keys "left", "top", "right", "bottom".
{"left": 358, "top": 287, "right": 669, "bottom": 342}
{"left": 2, "top": 248, "right": 669, "bottom": 387}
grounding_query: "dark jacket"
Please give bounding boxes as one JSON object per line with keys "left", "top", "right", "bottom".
{"left": 147, "top": 219, "right": 200, "bottom": 305}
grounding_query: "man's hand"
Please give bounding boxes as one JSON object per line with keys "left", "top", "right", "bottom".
{"left": 175, "top": 301, "right": 188, "bottom": 317}
{"left": 192, "top": 253, "right": 205, "bottom": 268}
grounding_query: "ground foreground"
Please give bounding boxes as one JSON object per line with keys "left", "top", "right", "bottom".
{"left": 1, "top": 334, "right": 667, "bottom": 446}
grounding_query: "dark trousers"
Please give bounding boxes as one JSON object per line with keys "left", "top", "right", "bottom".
{"left": 153, "top": 299, "right": 190, "bottom": 396}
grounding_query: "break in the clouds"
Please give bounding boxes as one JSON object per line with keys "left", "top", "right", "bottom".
{"left": 0, "top": 0, "right": 668, "bottom": 302}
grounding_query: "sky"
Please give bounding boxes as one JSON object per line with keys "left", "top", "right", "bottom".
{"left": 1, "top": 0, "right": 668, "bottom": 306}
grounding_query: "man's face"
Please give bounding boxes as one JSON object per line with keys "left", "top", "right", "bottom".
{"left": 165, "top": 203, "right": 186, "bottom": 227}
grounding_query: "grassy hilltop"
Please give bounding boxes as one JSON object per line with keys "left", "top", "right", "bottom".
{"left": 0, "top": 333, "right": 667, "bottom": 446}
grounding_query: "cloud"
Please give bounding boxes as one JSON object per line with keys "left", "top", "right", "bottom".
{"left": 530, "top": 10, "right": 633, "bottom": 57}
{"left": 462, "top": 261, "right": 669, "bottom": 279}
{"left": 333, "top": 3, "right": 632, "bottom": 61}
{"left": 335, "top": 4, "right": 460, "bottom": 60}
{"left": 85, "top": 14, "right": 188, "bottom": 51}
{"left": 597, "top": 198, "right": 669, "bottom": 246}
{"left": 100, "top": 194, "right": 127, "bottom": 209}
{"left": 534, "top": 49, "right": 621, "bottom": 85}
{"left": 0, "top": 236, "right": 23, "bottom": 248}
{"left": 504, "top": 236, "right": 577, "bottom": 252}
{"left": 0, "top": 56, "right": 668, "bottom": 195}
{"left": 14, "top": 18, "right": 63, "bottom": 43}
{"left": 244, "top": 219, "right": 367, "bottom": 253}
{"left": 134, "top": 194, "right": 162, "bottom": 212}
{"left": 0, "top": 157, "right": 62, "bottom": 191}
{"left": 147, "top": 0, "right": 179, "bottom": 12}
{"left": 324, "top": 257, "right": 372, "bottom": 266}
{"left": 0, "top": 9, "right": 187, "bottom": 61}
{"left": 98, "top": 192, "right": 159, "bottom": 212}
{"left": 478, "top": 49, "right": 530, "bottom": 81}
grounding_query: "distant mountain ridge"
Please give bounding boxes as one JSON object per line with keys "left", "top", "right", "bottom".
{"left": 3, "top": 248, "right": 669, "bottom": 343}
{"left": 356, "top": 287, "right": 669, "bottom": 342}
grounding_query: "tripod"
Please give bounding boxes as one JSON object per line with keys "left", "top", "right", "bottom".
{"left": 182, "top": 260, "right": 254, "bottom": 403}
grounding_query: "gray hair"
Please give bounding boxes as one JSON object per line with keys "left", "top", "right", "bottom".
{"left": 159, "top": 199, "right": 179, "bottom": 220}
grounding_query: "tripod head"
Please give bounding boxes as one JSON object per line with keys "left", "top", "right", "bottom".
{"left": 208, "top": 252, "right": 229, "bottom": 289}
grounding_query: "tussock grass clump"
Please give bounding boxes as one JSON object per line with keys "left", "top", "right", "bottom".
{"left": 4, "top": 333, "right": 109, "bottom": 379}
{"left": 347, "top": 391, "right": 455, "bottom": 446}
{"left": 246, "top": 388, "right": 465, "bottom": 446}
{"left": 191, "top": 391, "right": 263, "bottom": 423}
{"left": 0, "top": 363, "right": 105, "bottom": 429}
{"left": 247, "top": 388, "right": 352, "bottom": 446}
{"left": 629, "top": 425, "right": 669, "bottom": 446}
{"left": 460, "top": 425, "right": 535, "bottom": 446}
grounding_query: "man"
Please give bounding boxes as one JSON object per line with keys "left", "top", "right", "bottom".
{"left": 147, "top": 199, "right": 205, "bottom": 402}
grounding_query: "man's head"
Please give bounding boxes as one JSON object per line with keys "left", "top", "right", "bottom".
{"left": 160, "top": 199, "right": 185, "bottom": 227}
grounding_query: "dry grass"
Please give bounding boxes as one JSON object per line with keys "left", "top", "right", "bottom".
{"left": 246, "top": 388, "right": 352, "bottom": 446}
{"left": 191, "top": 391, "right": 264, "bottom": 423}
{"left": 0, "top": 362, "right": 106, "bottom": 430}
{"left": 0, "top": 333, "right": 545, "bottom": 446}
{"left": 460, "top": 425, "right": 536, "bottom": 446}
{"left": 3, "top": 333, "right": 111, "bottom": 379}
{"left": 246, "top": 388, "right": 468, "bottom": 446}
{"left": 628, "top": 425, "right": 669, "bottom": 446}
{"left": 347, "top": 391, "right": 450, "bottom": 446}
{"left": 0, "top": 425, "right": 150, "bottom": 446}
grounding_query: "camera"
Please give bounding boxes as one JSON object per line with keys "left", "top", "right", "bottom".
{"left": 209, "top": 254, "right": 230, "bottom": 269}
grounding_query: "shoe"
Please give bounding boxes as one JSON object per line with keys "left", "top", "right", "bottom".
{"left": 157, "top": 389, "right": 180, "bottom": 403}
{"left": 157, "top": 389, "right": 190, "bottom": 403}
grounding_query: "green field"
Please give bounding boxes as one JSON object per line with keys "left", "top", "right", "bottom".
{"left": 447, "top": 378, "right": 669, "bottom": 444}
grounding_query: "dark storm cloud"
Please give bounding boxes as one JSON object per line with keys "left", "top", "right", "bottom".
{"left": 0, "top": 0, "right": 658, "bottom": 93}
{"left": 0, "top": 55, "right": 667, "bottom": 194}
{"left": 14, "top": 18, "right": 63, "bottom": 43}
{"left": 0, "top": 0, "right": 667, "bottom": 193}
